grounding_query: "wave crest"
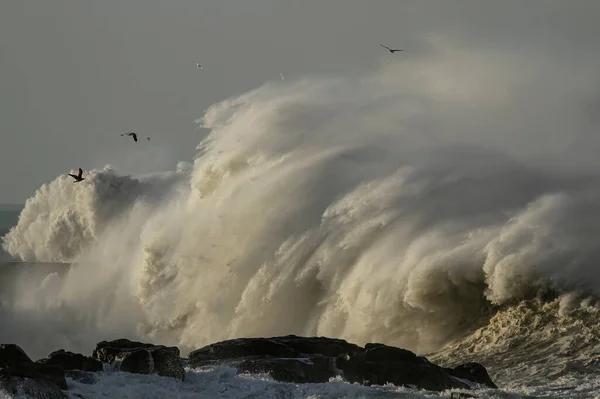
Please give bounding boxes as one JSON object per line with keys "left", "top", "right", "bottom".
{"left": 3, "top": 44, "right": 600, "bottom": 360}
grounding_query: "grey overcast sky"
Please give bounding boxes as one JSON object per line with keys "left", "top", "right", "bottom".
{"left": 1, "top": 1, "right": 600, "bottom": 203}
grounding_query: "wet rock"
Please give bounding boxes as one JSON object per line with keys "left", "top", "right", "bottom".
{"left": 0, "top": 344, "right": 67, "bottom": 391}
{"left": 447, "top": 362, "right": 498, "bottom": 389}
{"left": 0, "top": 375, "right": 66, "bottom": 399}
{"left": 189, "top": 335, "right": 497, "bottom": 392}
{"left": 336, "top": 349, "right": 467, "bottom": 391}
{"left": 92, "top": 339, "right": 157, "bottom": 364}
{"left": 37, "top": 349, "right": 103, "bottom": 372}
{"left": 189, "top": 337, "right": 299, "bottom": 363}
{"left": 92, "top": 339, "right": 185, "bottom": 380}
{"left": 151, "top": 346, "right": 187, "bottom": 381}
{"left": 0, "top": 336, "right": 498, "bottom": 394}
{"left": 119, "top": 348, "right": 153, "bottom": 374}
{"left": 273, "top": 335, "right": 362, "bottom": 358}
{"left": 0, "top": 344, "right": 33, "bottom": 367}
{"left": 363, "top": 343, "right": 420, "bottom": 363}
{"left": 189, "top": 335, "right": 361, "bottom": 365}
{"left": 0, "top": 363, "right": 67, "bottom": 390}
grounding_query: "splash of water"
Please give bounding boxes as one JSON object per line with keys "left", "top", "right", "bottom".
{"left": 3, "top": 39, "right": 600, "bottom": 361}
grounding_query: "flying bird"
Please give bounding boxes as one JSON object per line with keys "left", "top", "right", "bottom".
{"left": 280, "top": 72, "right": 284, "bottom": 80}
{"left": 195, "top": 62, "right": 203, "bottom": 69}
{"left": 146, "top": 137, "right": 151, "bottom": 141}
{"left": 380, "top": 44, "right": 403, "bottom": 53}
{"left": 68, "top": 168, "right": 85, "bottom": 183}
{"left": 121, "top": 132, "right": 138, "bottom": 142}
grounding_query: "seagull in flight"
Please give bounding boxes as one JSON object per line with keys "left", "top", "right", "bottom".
{"left": 380, "top": 44, "right": 403, "bottom": 53}
{"left": 121, "top": 132, "right": 138, "bottom": 142}
{"left": 195, "top": 62, "right": 203, "bottom": 69}
{"left": 68, "top": 168, "right": 85, "bottom": 183}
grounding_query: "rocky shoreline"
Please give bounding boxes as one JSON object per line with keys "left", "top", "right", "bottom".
{"left": 0, "top": 335, "right": 497, "bottom": 397}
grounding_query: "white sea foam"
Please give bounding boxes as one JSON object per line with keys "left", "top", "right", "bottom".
{"left": 63, "top": 367, "right": 490, "bottom": 399}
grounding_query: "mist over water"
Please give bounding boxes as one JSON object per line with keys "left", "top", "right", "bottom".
{"left": 2, "top": 39, "right": 600, "bottom": 372}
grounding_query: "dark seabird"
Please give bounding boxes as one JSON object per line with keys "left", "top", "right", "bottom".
{"left": 121, "top": 132, "right": 138, "bottom": 142}
{"left": 68, "top": 168, "right": 85, "bottom": 183}
{"left": 380, "top": 44, "right": 403, "bottom": 53}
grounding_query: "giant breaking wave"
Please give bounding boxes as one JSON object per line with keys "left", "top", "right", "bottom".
{"left": 3, "top": 40, "right": 600, "bottom": 372}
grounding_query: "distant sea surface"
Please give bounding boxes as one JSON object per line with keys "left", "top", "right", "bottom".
{"left": 0, "top": 204, "right": 22, "bottom": 258}
{"left": 0, "top": 204, "right": 22, "bottom": 234}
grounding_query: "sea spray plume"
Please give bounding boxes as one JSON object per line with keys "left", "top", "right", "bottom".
{"left": 0, "top": 165, "right": 190, "bottom": 358}
{"left": 131, "top": 54, "right": 600, "bottom": 354}
{"left": 1, "top": 165, "right": 187, "bottom": 262}
{"left": 483, "top": 190, "right": 600, "bottom": 304}
{"left": 4, "top": 40, "right": 600, "bottom": 358}
{"left": 137, "top": 48, "right": 600, "bottom": 353}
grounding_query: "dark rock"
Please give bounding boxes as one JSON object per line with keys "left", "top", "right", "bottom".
{"left": 0, "top": 344, "right": 33, "bottom": 367}
{"left": 335, "top": 343, "right": 492, "bottom": 391}
{"left": 92, "top": 339, "right": 158, "bottom": 363}
{"left": 92, "top": 339, "right": 185, "bottom": 381}
{"left": 0, "top": 375, "right": 66, "bottom": 399}
{"left": 447, "top": 362, "right": 498, "bottom": 389}
{"left": 0, "top": 364, "right": 67, "bottom": 390}
{"left": 363, "top": 343, "right": 419, "bottom": 363}
{"left": 189, "top": 337, "right": 299, "bottom": 364}
{"left": 189, "top": 335, "right": 360, "bottom": 366}
{"left": 273, "top": 335, "right": 362, "bottom": 357}
{"left": 120, "top": 349, "right": 153, "bottom": 374}
{"left": 188, "top": 335, "right": 497, "bottom": 392}
{"left": 37, "top": 349, "right": 103, "bottom": 372}
{"left": 151, "top": 346, "right": 187, "bottom": 381}
{"left": 336, "top": 350, "right": 468, "bottom": 391}
{"left": 0, "top": 344, "right": 68, "bottom": 392}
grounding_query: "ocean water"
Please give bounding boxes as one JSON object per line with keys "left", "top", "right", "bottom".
{"left": 0, "top": 205, "right": 21, "bottom": 239}
{"left": 0, "top": 205, "right": 21, "bottom": 261}
{"left": 3, "top": 48, "right": 600, "bottom": 398}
